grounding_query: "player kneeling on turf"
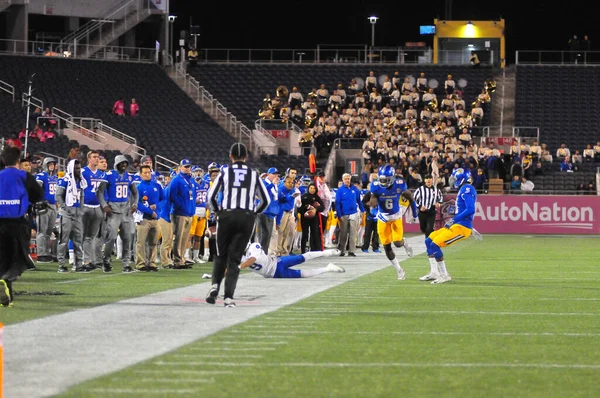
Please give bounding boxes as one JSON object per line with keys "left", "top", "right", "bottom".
{"left": 239, "top": 243, "right": 345, "bottom": 278}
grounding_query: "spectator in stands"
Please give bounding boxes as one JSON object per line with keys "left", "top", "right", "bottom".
{"left": 533, "top": 161, "right": 544, "bottom": 176}
{"left": 521, "top": 176, "right": 535, "bottom": 193}
{"left": 511, "top": 175, "right": 521, "bottom": 191}
{"left": 560, "top": 156, "right": 574, "bottom": 172}
{"left": 585, "top": 181, "right": 596, "bottom": 195}
{"left": 583, "top": 144, "right": 595, "bottom": 162}
{"left": 130, "top": 98, "right": 139, "bottom": 116}
{"left": 473, "top": 167, "right": 487, "bottom": 192}
{"left": 556, "top": 143, "right": 571, "bottom": 160}
{"left": 470, "top": 51, "right": 481, "bottom": 68}
{"left": 187, "top": 47, "right": 198, "bottom": 69}
{"left": 568, "top": 34, "right": 580, "bottom": 63}
{"left": 572, "top": 149, "right": 583, "bottom": 164}
{"left": 6, "top": 133, "right": 22, "bottom": 150}
{"left": 113, "top": 97, "right": 126, "bottom": 116}
{"left": 42, "top": 108, "right": 57, "bottom": 129}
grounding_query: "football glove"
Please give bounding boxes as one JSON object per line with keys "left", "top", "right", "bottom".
{"left": 444, "top": 219, "right": 455, "bottom": 229}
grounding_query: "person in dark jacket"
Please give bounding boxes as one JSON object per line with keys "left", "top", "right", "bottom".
{"left": 298, "top": 183, "right": 324, "bottom": 253}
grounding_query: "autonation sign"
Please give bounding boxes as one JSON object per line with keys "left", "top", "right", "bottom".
{"left": 473, "top": 196, "right": 599, "bottom": 234}
{"left": 402, "top": 195, "right": 600, "bottom": 234}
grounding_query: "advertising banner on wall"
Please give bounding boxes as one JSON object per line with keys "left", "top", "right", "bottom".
{"left": 402, "top": 195, "right": 600, "bottom": 235}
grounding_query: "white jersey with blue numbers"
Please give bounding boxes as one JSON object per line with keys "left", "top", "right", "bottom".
{"left": 370, "top": 178, "right": 408, "bottom": 221}
{"left": 241, "top": 243, "right": 277, "bottom": 278}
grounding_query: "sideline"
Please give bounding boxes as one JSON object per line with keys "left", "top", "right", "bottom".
{"left": 5, "top": 237, "right": 426, "bottom": 398}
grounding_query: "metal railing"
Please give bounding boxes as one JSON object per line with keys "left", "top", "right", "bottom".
{"left": 21, "top": 92, "right": 43, "bottom": 111}
{"left": 516, "top": 50, "right": 600, "bottom": 65}
{"left": 0, "top": 39, "right": 157, "bottom": 63}
{"left": 477, "top": 126, "right": 540, "bottom": 140}
{"left": 173, "top": 63, "right": 254, "bottom": 151}
{"left": 62, "top": 0, "right": 151, "bottom": 55}
{"left": 52, "top": 107, "right": 108, "bottom": 145}
{"left": 37, "top": 151, "right": 67, "bottom": 172}
{"left": 0, "top": 79, "right": 15, "bottom": 102}
{"left": 154, "top": 154, "right": 178, "bottom": 173}
{"left": 97, "top": 122, "right": 145, "bottom": 158}
{"left": 195, "top": 47, "right": 493, "bottom": 65}
{"left": 253, "top": 119, "right": 279, "bottom": 155}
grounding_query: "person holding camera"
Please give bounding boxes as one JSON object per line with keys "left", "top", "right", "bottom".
{"left": 0, "top": 147, "right": 44, "bottom": 307}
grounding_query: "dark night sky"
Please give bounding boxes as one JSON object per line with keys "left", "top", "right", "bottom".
{"left": 169, "top": 0, "right": 597, "bottom": 64}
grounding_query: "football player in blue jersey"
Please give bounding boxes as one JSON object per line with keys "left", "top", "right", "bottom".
{"left": 369, "top": 165, "right": 418, "bottom": 280}
{"left": 187, "top": 166, "right": 209, "bottom": 263}
{"left": 96, "top": 155, "right": 139, "bottom": 273}
{"left": 81, "top": 150, "right": 106, "bottom": 269}
{"left": 35, "top": 157, "right": 59, "bottom": 262}
{"left": 422, "top": 168, "right": 476, "bottom": 284}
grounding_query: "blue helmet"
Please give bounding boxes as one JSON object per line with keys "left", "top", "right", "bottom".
{"left": 301, "top": 175, "right": 312, "bottom": 187}
{"left": 378, "top": 165, "right": 395, "bottom": 188}
{"left": 207, "top": 162, "right": 220, "bottom": 173}
{"left": 451, "top": 167, "right": 472, "bottom": 189}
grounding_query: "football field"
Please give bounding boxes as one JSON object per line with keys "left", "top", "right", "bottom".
{"left": 2, "top": 235, "right": 599, "bottom": 398}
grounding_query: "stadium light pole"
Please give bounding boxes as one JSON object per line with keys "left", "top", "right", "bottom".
{"left": 368, "top": 16, "right": 378, "bottom": 48}
{"left": 168, "top": 15, "right": 177, "bottom": 62}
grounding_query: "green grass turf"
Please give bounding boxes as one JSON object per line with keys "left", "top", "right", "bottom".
{"left": 57, "top": 236, "right": 600, "bottom": 398}
{"left": 0, "top": 261, "right": 215, "bottom": 325}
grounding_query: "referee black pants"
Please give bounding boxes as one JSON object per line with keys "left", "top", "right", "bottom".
{"left": 212, "top": 210, "right": 256, "bottom": 299}
{"left": 418, "top": 210, "right": 437, "bottom": 238}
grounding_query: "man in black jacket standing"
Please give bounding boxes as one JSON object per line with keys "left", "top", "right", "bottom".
{"left": 205, "top": 143, "right": 270, "bottom": 308}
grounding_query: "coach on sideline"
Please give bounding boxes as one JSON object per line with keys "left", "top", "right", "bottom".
{"left": 169, "top": 159, "right": 196, "bottom": 269}
{"left": 0, "top": 146, "right": 44, "bottom": 307}
{"left": 205, "top": 143, "right": 270, "bottom": 308}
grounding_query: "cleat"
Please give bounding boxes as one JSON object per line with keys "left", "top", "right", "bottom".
{"left": 103, "top": 264, "right": 113, "bottom": 273}
{"left": 361, "top": 249, "right": 369, "bottom": 253}
{"left": 325, "top": 263, "right": 345, "bottom": 273}
{"left": 397, "top": 268, "right": 406, "bottom": 280}
{"left": 373, "top": 249, "right": 381, "bottom": 253}
{"left": 75, "top": 266, "right": 94, "bottom": 273}
{"left": 147, "top": 265, "right": 159, "bottom": 272}
{"left": 201, "top": 273, "right": 212, "bottom": 279}
{"left": 404, "top": 243, "right": 413, "bottom": 257}
{"left": 57, "top": 266, "right": 69, "bottom": 273}
{"left": 36, "top": 255, "right": 53, "bottom": 263}
{"left": 122, "top": 266, "right": 136, "bottom": 273}
{"left": 0, "top": 279, "right": 10, "bottom": 307}
{"left": 194, "top": 257, "right": 206, "bottom": 264}
{"left": 206, "top": 284, "right": 219, "bottom": 304}
{"left": 348, "top": 252, "right": 356, "bottom": 257}
{"left": 135, "top": 266, "right": 149, "bottom": 272}
{"left": 419, "top": 273, "right": 440, "bottom": 281}
{"left": 224, "top": 298, "right": 236, "bottom": 308}
{"left": 431, "top": 275, "right": 452, "bottom": 284}
{"left": 339, "top": 252, "right": 345, "bottom": 257}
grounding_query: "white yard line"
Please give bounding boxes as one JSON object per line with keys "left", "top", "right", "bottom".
{"left": 281, "top": 308, "right": 600, "bottom": 316}
{"left": 4, "top": 237, "right": 427, "bottom": 398}
{"left": 226, "top": 330, "right": 600, "bottom": 337}
{"left": 151, "top": 361, "right": 600, "bottom": 369}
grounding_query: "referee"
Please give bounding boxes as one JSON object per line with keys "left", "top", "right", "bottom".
{"left": 413, "top": 174, "right": 443, "bottom": 238}
{"left": 205, "top": 143, "right": 270, "bottom": 308}
{"left": 0, "top": 147, "right": 44, "bottom": 307}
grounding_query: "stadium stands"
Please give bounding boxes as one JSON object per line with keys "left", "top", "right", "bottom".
{"left": 515, "top": 65, "right": 599, "bottom": 152}
{"left": 190, "top": 64, "right": 491, "bottom": 128}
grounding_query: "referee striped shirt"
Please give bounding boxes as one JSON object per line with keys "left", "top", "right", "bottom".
{"left": 208, "top": 162, "right": 270, "bottom": 213}
{"left": 413, "top": 183, "right": 443, "bottom": 211}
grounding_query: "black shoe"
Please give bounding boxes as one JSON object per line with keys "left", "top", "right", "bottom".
{"left": 57, "top": 266, "right": 69, "bottom": 273}
{"left": 339, "top": 252, "right": 346, "bottom": 257}
{"left": 172, "top": 264, "right": 190, "bottom": 270}
{"left": 122, "top": 266, "right": 136, "bottom": 273}
{"left": 162, "top": 264, "right": 174, "bottom": 269}
{"left": 75, "top": 265, "right": 94, "bottom": 273}
{"left": 103, "top": 264, "right": 113, "bottom": 273}
{"left": 206, "top": 284, "right": 219, "bottom": 304}
{"left": 184, "top": 260, "right": 195, "bottom": 267}
{"left": 37, "top": 255, "right": 53, "bottom": 263}
{"left": 348, "top": 252, "right": 356, "bottom": 257}
{"left": 135, "top": 266, "right": 149, "bottom": 272}
{"left": 147, "top": 265, "right": 159, "bottom": 272}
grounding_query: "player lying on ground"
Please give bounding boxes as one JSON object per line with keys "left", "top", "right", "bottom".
{"left": 239, "top": 243, "right": 345, "bottom": 278}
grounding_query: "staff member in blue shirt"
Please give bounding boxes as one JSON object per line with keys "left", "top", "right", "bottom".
{"left": 135, "top": 165, "right": 165, "bottom": 271}
{"left": 0, "top": 147, "right": 44, "bottom": 307}
{"left": 169, "top": 159, "right": 196, "bottom": 269}
{"left": 335, "top": 173, "right": 365, "bottom": 257}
